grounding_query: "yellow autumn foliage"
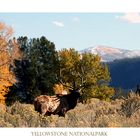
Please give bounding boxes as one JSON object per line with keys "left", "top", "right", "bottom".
{"left": 0, "top": 22, "right": 21, "bottom": 104}
{"left": 53, "top": 84, "right": 64, "bottom": 95}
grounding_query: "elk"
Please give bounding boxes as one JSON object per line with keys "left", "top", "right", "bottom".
{"left": 34, "top": 67, "right": 86, "bottom": 117}
{"left": 34, "top": 89, "right": 80, "bottom": 117}
{"left": 34, "top": 86, "right": 82, "bottom": 117}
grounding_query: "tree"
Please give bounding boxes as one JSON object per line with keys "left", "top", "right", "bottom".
{"left": 28, "top": 36, "right": 59, "bottom": 95}
{"left": 11, "top": 36, "right": 59, "bottom": 103}
{"left": 58, "top": 48, "right": 114, "bottom": 102}
{"left": 0, "top": 23, "right": 20, "bottom": 104}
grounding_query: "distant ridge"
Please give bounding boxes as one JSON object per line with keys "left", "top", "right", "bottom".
{"left": 80, "top": 45, "right": 140, "bottom": 62}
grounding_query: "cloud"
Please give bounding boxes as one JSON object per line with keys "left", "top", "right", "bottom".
{"left": 52, "top": 21, "right": 64, "bottom": 27}
{"left": 118, "top": 13, "right": 140, "bottom": 24}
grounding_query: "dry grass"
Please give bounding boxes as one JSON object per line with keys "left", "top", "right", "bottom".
{"left": 119, "top": 93, "right": 140, "bottom": 118}
{"left": 0, "top": 93, "right": 140, "bottom": 127}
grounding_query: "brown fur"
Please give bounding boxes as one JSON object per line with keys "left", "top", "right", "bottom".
{"left": 34, "top": 95, "right": 60, "bottom": 115}
{"left": 34, "top": 90, "right": 80, "bottom": 117}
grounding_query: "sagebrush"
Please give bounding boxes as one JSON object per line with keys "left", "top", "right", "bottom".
{"left": 0, "top": 93, "right": 140, "bottom": 127}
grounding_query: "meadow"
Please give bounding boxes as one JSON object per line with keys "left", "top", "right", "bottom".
{"left": 0, "top": 92, "right": 140, "bottom": 127}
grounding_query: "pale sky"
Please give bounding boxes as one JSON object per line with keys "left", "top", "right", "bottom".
{"left": 0, "top": 13, "right": 140, "bottom": 51}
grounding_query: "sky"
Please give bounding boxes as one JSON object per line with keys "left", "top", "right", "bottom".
{"left": 0, "top": 13, "right": 140, "bottom": 51}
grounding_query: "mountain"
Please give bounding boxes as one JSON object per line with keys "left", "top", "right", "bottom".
{"left": 80, "top": 45, "right": 140, "bottom": 89}
{"left": 80, "top": 45, "right": 140, "bottom": 62}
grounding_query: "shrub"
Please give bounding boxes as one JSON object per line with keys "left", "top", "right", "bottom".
{"left": 119, "top": 93, "right": 140, "bottom": 118}
{"left": 0, "top": 96, "right": 140, "bottom": 127}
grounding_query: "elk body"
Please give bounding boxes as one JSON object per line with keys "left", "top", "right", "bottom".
{"left": 34, "top": 89, "right": 81, "bottom": 117}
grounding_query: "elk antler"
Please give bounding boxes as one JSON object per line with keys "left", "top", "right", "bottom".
{"left": 55, "top": 69, "right": 73, "bottom": 90}
{"left": 76, "top": 65, "right": 86, "bottom": 91}
{"left": 59, "top": 79, "right": 73, "bottom": 90}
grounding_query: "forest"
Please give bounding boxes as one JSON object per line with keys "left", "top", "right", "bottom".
{"left": 109, "top": 57, "right": 140, "bottom": 89}
{"left": 0, "top": 22, "right": 140, "bottom": 127}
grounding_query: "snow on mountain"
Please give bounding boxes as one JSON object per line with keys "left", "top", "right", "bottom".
{"left": 80, "top": 45, "right": 140, "bottom": 62}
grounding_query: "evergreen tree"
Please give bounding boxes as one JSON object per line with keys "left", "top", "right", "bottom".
{"left": 27, "top": 36, "right": 59, "bottom": 97}
{"left": 10, "top": 36, "right": 59, "bottom": 103}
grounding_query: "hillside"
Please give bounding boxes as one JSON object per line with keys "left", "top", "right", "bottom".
{"left": 108, "top": 57, "right": 140, "bottom": 89}
{"left": 81, "top": 46, "right": 140, "bottom": 89}
{"left": 0, "top": 93, "right": 140, "bottom": 127}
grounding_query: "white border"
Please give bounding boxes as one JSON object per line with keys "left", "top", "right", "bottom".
{"left": 0, "top": 128, "right": 139, "bottom": 140}
{"left": 0, "top": 0, "right": 140, "bottom": 140}
{"left": 0, "top": 0, "right": 140, "bottom": 12}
